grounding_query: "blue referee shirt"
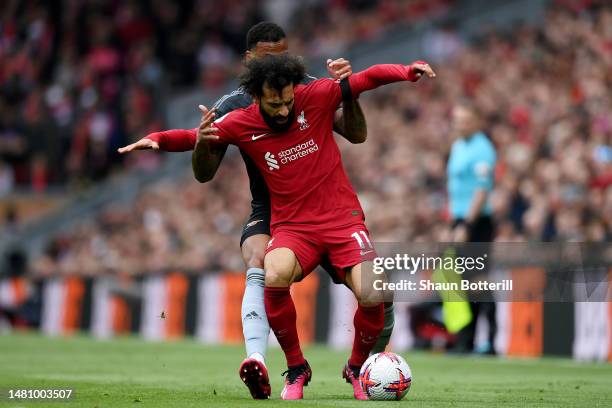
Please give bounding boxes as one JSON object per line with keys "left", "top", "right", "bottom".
{"left": 447, "top": 131, "right": 496, "bottom": 219}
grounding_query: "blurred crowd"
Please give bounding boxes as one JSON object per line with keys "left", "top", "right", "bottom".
{"left": 347, "top": 2, "right": 612, "bottom": 244}
{"left": 0, "top": 0, "right": 449, "bottom": 194}
{"left": 0, "top": 0, "right": 164, "bottom": 192}
{"left": 26, "top": 1, "right": 611, "bottom": 278}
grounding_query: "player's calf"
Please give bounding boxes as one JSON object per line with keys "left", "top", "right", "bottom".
{"left": 371, "top": 302, "right": 395, "bottom": 354}
{"left": 342, "top": 261, "right": 385, "bottom": 398}
{"left": 239, "top": 235, "right": 272, "bottom": 398}
{"left": 263, "top": 247, "right": 312, "bottom": 398}
{"left": 241, "top": 268, "right": 270, "bottom": 362}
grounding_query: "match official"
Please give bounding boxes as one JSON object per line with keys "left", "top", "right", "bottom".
{"left": 446, "top": 102, "right": 497, "bottom": 354}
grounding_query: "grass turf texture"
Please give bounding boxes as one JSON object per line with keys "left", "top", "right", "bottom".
{"left": 0, "top": 333, "right": 611, "bottom": 407}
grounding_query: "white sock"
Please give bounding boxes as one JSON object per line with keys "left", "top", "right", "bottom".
{"left": 242, "top": 268, "right": 270, "bottom": 359}
{"left": 248, "top": 352, "right": 266, "bottom": 365}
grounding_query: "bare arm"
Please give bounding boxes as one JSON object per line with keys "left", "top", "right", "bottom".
{"left": 192, "top": 141, "right": 227, "bottom": 183}
{"left": 333, "top": 100, "right": 367, "bottom": 144}
{"left": 117, "top": 130, "right": 196, "bottom": 153}
{"left": 192, "top": 105, "right": 225, "bottom": 183}
{"left": 117, "top": 105, "right": 225, "bottom": 183}
{"left": 326, "top": 58, "right": 367, "bottom": 144}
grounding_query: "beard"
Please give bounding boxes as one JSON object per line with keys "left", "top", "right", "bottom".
{"left": 260, "top": 105, "right": 294, "bottom": 132}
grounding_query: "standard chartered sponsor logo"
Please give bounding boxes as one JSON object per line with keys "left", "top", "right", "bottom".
{"left": 265, "top": 139, "right": 319, "bottom": 170}
{"left": 278, "top": 139, "right": 318, "bottom": 164}
{"left": 265, "top": 152, "right": 279, "bottom": 170}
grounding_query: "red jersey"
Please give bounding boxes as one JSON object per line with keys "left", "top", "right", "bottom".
{"left": 215, "top": 78, "right": 358, "bottom": 230}
{"left": 147, "top": 64, "right": 423, "bottom": 231}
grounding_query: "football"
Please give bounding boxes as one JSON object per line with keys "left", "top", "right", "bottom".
{"left": 359, "top": 352, "right": 412, "bottom": 400}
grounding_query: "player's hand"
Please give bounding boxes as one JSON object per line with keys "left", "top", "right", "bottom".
{"left": 326, "top": 58, "right": 352, "bottom": 81}
{"left": 197, "top": 104, "right": 219, "bottom": 143}
{"left": 117, "top": 138, "right": 159, "bottom": 154}
{"left": 409, "top": 61, "right": 436, "bottom": 80}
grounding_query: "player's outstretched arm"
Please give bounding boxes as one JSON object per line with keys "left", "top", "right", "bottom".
{"left": 348, "top": 61, "right": 436, "bottom": 97}
{"left": 117, "top": 129, "right": 197, "bottom": 154}
{"left": 326, "top": 58, "right": 367, "bottom": 144}
{"left": 116, "top": 104, "right": 224, "bottom": 156}
{"left": 192, "top": 105, "right": 227, "bottom": 183}
{"left": 117, "top": 137, "right": 159, "bottom": 154}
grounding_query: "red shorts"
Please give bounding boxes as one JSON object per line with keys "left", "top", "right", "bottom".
{"left": 265, "top": 222, "right": 377, "bottom": 283}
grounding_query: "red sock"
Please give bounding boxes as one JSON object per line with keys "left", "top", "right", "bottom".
{"left": 349, "top": 303, "right": 384, "bottom": 368}
{"left": 264, "top": 286, "right": 305, "bottom": 367}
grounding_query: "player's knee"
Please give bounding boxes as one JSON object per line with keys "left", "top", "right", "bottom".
{"left": 354, "top": 286, "right": 383, "bottom": 307}
{"left": 264, "top": 265, "right": 292, "bottom": 286}
{"left": 264, "top": 248, "right": 298, "bottom": 286}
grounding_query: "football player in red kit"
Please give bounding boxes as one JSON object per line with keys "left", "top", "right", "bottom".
{"left": 195, "top": 54, "right": 435, "bottom": 400}
{"left": 118, "top": 22, "right": 378, "bottom": 401}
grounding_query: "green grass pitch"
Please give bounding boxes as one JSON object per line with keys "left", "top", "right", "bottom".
{"left": 1, "top": 333, "right": 611, "bottom": 407}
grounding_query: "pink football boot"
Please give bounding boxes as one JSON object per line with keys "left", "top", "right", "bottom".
{"left": 342, "top": 362, "right": 368, "bottom": 400}
{"left": 239, "top": 357, "right": 271, "bottom": 399}
{"left": 280, "top": 361, "right": 312, "bottom": 400}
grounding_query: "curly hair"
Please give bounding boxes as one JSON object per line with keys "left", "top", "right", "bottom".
{"left": 239, "top": 54, "right": 306, "bottom": 98}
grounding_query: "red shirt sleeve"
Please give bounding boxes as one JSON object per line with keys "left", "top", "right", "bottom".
{"left": 305, "top": 62, "right": 425, "bottom": 110}
{"left": 301, "top": 78, "right": 343, "bottom": 111}
{"left": 347, "top": 63, "right": 422, "bottom": 98}
{"left": 145, "top": 129, "right": 197, "bottom": 151}
{"left": 211, "top": 112, "right": 238, "bottom": 145}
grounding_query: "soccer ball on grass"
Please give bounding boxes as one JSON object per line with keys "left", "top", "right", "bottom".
{"left": 359, "top": 352, "right": 412, "bottom": 400}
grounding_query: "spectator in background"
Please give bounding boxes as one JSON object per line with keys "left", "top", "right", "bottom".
{"left": 423, "top": 20, "right": 464, "bottom": 63}
{"left": 446, "top": 102, "right": 497, "bottom": 354}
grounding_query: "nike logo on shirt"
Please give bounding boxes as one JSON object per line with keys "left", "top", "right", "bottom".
{"left": 252, "top": 133, "right": 270, "bottom": 141}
